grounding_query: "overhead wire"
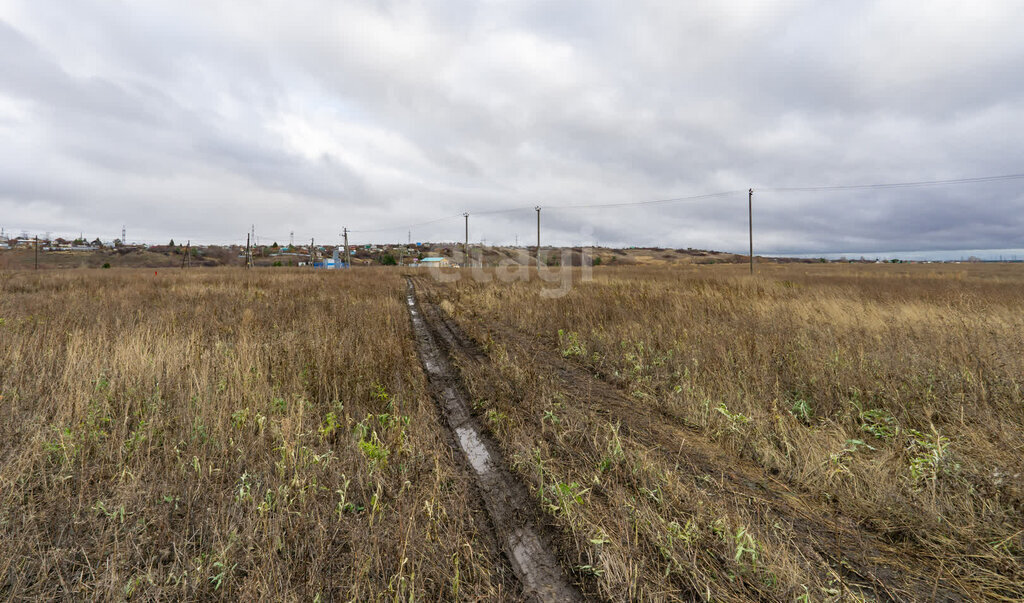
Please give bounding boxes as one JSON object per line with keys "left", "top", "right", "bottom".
{"left": 347, "top": 172, "right": 1024, "bottom": 233}
{"left": 760, "top": 173, "right": 1024, "bottom": 193}
{"left": 10, "top": 172, "right": 1022, "bottom": 245}
{"left": 546, "top": 190, "right": 743, "bottom": 210}
{"left": 348, "top": 213, "right": 464, "bottom": 234}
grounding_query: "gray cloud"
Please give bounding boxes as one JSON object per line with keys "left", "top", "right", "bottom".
{"left": 1, "top": 1, "right": 1023, "bottom": 254}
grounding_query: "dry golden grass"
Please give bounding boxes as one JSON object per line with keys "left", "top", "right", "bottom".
{"left": 4, "top": 262, "right": 1022, "bottom": 601}
{"left": 426, "top": 262, "right": 1024, "bottom": 600}
{"left": 0, "top": 268, "right": 516, "bottom": 599}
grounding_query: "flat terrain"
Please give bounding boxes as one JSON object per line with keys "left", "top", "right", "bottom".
{"left": 2, "top": 263, "right": 1022, "bottom": 600}
{"left": 0, "top": 244, "right": 751, "bottom": 271}
{"left": 0, "top": 269, "right": 517, "bottom": 599}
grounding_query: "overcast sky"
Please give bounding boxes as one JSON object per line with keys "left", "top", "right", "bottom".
{"left": 1, "top": 1, "right": 1023, "bottom": 255}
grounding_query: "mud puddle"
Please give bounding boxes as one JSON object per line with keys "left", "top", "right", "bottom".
{"left": 405, "top": 278, "right": 582, "bottom": 602}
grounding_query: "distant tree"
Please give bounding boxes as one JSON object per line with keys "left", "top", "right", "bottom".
{"left": 169, "top": 239, "right": 176, "bottom": 247}
{"left": 379, "top": 253, "right": 397, "bottom": 266}
{"left": 113, "top": 239, "right": 123, "bottom": 248}
{"left": 91, "top": 238, "right": 103, "bottom": 248}
{"left": 271, "top": 241, "right": 279, "bottom": 249}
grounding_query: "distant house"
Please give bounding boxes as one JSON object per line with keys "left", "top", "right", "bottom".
{"left": 419, "top": 257, "right": 453, "bottom": 268}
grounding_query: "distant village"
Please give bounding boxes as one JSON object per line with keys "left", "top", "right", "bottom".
{"left": 1, "top": 231, "right": 1019, "bottom": 267}
{"left": 0, "top": 230, "right": 460, "bottom": 268}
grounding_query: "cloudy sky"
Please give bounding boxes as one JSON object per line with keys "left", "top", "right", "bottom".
{"left": 1, "top": 1, "right": 1023, "bottom": 255}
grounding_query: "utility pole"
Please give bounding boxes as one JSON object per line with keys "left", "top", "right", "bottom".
{"left": 343, "top": 228, "right": 350, "bottom": 268}
{"left": 408, "top": 229, "right": 411, "bottom": 245}
{"left": 463, "top": 212, "right": 469, "bottom": 267}
{"left": 535, "top": 206, "right": 541, "bottom": 265}
{"left": 34, "top": 235, "right": 39, "bottom": 270}
{"left": 187, "top": 240, "right": 191, "bottom": 268}
{"left": 748, "top": 189, "right": 754, "bottom": 275}
{"left": 310, "top": 238, "right": 315, "bottom": 268}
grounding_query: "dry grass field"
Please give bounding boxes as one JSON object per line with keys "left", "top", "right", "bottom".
{"left": 2, "top": 262, "right": 1022, "bottom": 601}
{"left": 0, "top": 269, "right": 517, "bottom": 599}
{"left": 419, "top": 262, "right": 1024, "bottom": 601}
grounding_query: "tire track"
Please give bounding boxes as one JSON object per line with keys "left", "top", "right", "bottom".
{"left": 404, "top": 278, "right": 583, "bottom": 602}
{"left": 415, "top": 277, "right": 974, "bottom": 602}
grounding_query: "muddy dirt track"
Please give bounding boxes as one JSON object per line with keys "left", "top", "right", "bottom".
{"left": 406, "top": 276, "right": 986, "bottom": 602}
{"left": 406, "top": 279, "right": 583, "bottom": 602}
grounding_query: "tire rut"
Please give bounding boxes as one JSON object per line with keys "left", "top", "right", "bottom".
{"left": 415, "top": 278, "right": 972, "bottom": 602}
{"left": 404, "top": 278, "right": 584, "bottom": 602}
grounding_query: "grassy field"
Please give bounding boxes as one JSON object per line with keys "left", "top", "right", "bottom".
{"left": 0, "top": 269, "right": 516, "bottom": 599}
{"left": 420, "top": 262, "right": 1024, "bottom": 600}
{"left": 2, "top": 263, "right": 1022, "bottom": 600}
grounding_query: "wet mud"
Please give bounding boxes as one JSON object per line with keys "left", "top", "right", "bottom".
{"left": 405, "top": 278, "right": 583, "bottom": 602}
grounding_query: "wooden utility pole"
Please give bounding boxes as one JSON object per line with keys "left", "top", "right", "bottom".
{"left": 463, "top": 212, "right": 469, "bottom": 267}
{"left": 34, "top": 235, "right": 39, "bottom": 270}
{"left": 535, "top": 206, "right": 541, "bottom": 266}
{"left": 246, "top": 233, "right": 251, "bottom": 268}
{"left": 748, "top": 188, "right": 754, "bottom": 275}
{"left": 343, "top": 228, "right": 350, "bottom": 268}
{"left": 310, "top": 238, "right": 315, "bottom": 268}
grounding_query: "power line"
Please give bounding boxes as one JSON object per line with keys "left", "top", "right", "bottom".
{"left": 346, "top": 190, "right": 745, "bottom": 234}
{"left": 761, "top": 173, "right": 1024, "bottom": 193}
{"left": 10, "top": 171, "right": 1022, "bottom": 247}
{"left": 546, "top": 190, "right": 742, "bottom": 210}
{"left": 280, "top": 172, "right": 1024, "bottom": 235}
{"left": 348, "top": 213, "right": 464, "bottom": 234}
